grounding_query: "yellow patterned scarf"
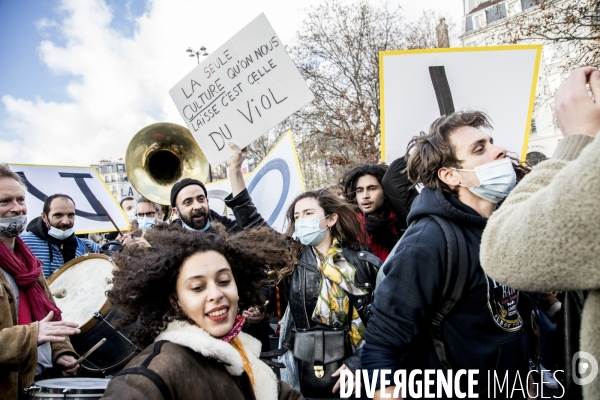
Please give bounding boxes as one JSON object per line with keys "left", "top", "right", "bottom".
{"left": 230, "top": 337, "right": 255, "bottom": 389}
{"left": 311, "top": 238, "right": 367, "bottom": 350}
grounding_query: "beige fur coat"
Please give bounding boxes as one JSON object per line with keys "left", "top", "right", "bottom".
{"left": 481, "top": 134, "right": 600, "bottom": 399}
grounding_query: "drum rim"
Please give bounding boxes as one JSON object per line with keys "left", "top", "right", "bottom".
{"left": 47, "top": 253, "right": 118, "bottom": 332}
{"left": 29, "top": 377, "right": 110, "bottom": 395}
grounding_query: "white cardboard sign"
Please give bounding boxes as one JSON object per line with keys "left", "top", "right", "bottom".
{"left": 8, "top": 164, "right": 130, "bottom": 234}
{"left": 380, "top": 45, "right": 542, "bottom": 163}
{"left": 205, "top": 131, "right": 304, "bottom": 233}
{"left": 169, "top": 14, "right": 314, "bottom": 166}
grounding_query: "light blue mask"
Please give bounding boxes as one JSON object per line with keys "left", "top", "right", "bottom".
{"left": 137, "top": 217, "right": 155, "bottom": 230}
{"left": 455, "top": 158, "right": 517, "bottom": 204}
{"left": 47, "top": 226, "right": 75, "bottom": 240}
{"left": 294, "top": 216, "right": 329, "bottom": 246}
{"left": 182, "top": 219, "right": 211, "bottom": 232}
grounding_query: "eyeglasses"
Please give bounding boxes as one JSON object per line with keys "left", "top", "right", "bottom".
{"left": 136, "top": 211, "right": 156, "bottom": 218}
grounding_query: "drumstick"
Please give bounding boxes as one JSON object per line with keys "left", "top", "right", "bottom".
{"left": 52, "top": 289, "right": 67, "bottom": 299}
{"left": 71, "top": 338, "right": 107, "bottom": 367}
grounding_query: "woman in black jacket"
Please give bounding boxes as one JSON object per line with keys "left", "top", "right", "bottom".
{"left": 278, "top": 190, "right": 381, "bottom": 398}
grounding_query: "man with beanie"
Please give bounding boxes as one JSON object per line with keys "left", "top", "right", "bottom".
{"left": 21, "top": 194, "right": 100, "bottom": 278}
{"left": 170, "top": 142, "right": 265, "bottom": 232}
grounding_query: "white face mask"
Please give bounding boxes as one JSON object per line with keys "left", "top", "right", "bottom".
{"left": 47, "top": 225, "right": 75, "bottom": 240}
{"left": 126, "top": 209, "right": 137, "bottom": 222}
{"left": 0, "top": 215, "right": 27, "bottom": 237}
{"left": 454, "top": 158, "right": 517, "bottom": 204}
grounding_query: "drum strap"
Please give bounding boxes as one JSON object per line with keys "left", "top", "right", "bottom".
{"left": 113, "top": 341, "right": 172, "bottom": 400}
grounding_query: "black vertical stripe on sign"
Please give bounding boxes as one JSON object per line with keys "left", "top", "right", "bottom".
{"left": 429, "top": 66, "right": 455, "bottom": 116}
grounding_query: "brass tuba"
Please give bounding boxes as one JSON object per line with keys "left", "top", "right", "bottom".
{"left": 125, "top": 122, "right": 209, "bottom": 205}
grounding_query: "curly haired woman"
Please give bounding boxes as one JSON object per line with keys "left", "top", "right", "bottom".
{"left": 101, "top": 223, "right": 302, "bottom": 400}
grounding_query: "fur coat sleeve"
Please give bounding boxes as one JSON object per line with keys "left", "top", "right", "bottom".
{"left": 481, "top": 134, "right": 599, "bottom": 291}
{"left": 481, "top": 134, "right": 600, "bottom": 400}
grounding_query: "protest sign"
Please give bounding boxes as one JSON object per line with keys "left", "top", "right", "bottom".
{"left": 8, "top": 164, "right": 129, "bottom": 234}
{"left": 169, "top": 13, "right": 314, "bottom": 166}
{"left": 380, "top": 45, "right": 542, "bottom": 163}
{"left": 205, "top": 130, "right": 304, "bottom": 232}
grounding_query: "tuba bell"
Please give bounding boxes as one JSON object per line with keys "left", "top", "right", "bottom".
{"left": 125, "top": 122, "right": 209, "bottom": 205}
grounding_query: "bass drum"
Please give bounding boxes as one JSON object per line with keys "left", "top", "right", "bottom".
{"left": 47, "top": 254, "right": 138, "bottom": 374}
{"left": 28, "top": 378, "right": 110, "bottom": 399}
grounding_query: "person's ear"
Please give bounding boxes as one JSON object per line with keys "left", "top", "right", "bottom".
{"left": 438, "top": 167, "right": 461, "bottom": 188}
{"left": 327, "top": 213, "right": 339, "bottom": 227}
{"left": 41, "top": 213, "right": 48, "bottom": 224}
{"left": 172, "top": 207, "right": 179, "bottom": 217}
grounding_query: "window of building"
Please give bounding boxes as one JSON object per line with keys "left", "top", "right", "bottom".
{"left": 117, "top": 164, "right": 124, "bottom": 172}
{"left": 111, "top": 175, "right": 115, "bottom": 182}
{"left": 506, "top": 0, "right": 522, "bottom": 17}
{"left": 464, "top": 38, "right": 478, "bottom": 47}
{"left": 105, "top": 176, "right": 109, "bottom": 183}
{"left": 107, "top": 165, "right": 113, "bottom": 173}
{"left": 472, "top": 11, "right": 486, "bottom": 29}
{"left": 119, "top": 174, "right": 124, "bottom": 182}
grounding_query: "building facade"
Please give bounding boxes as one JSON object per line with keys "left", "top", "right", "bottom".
{"left": 460, "top": 0, "right": 583, "bottom": 164}
{"left": 91, "top": 159, "right": 139, "bottom": 202}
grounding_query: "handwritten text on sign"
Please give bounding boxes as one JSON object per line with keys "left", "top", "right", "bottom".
{"left": 169, "top": 13, "right": 314, "bottom": 166}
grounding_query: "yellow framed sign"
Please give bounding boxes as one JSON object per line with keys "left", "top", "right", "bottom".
{"left": 379, "top": 45, "right": 542, "bottom": 163}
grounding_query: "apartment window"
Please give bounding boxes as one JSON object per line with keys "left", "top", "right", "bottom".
{"left": 119, "top": 174, "right": 124, "bottom": 182}
{"left": 464, "top": 38, "right": 478, "bottom": 47}
{"left": 111, "top": 175, "right": 115, "bottom": 183}
{"left": 506, "top": 0, "right": 522, "bottom": 17}
{"left": 473, "top": 11, "right": 486, "bottom": 29}
{"left": 117, "top": 164, "right": 124, "bottom": 172}
{"left": 104, "top": 176, "right": 109, "bottom": 183}
{"left": 107, "top": 165, "right": 113, "bottom": 173}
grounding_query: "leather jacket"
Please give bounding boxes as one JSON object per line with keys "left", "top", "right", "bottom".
{"left": 283, "top": 244, "right": 381, "bottom": 370}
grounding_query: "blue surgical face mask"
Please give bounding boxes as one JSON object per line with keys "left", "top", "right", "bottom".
{"left": 294, "top": 216, "right": 329, "bottom": 246}
{"left": 137, "top": 217, "right": 155, "bottom": 230}
{"left": 182, "top": 219, "right": 211, "bottom": 232}
{"left": 454, "top": 158, "right": 517, "bottom": 204}
{"left": 47, "top": 225, "right": 75, "bottom": 240}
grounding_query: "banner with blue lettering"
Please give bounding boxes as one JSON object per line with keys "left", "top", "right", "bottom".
{"left": 205, "top": 130, "right": 304, "bottom": 232}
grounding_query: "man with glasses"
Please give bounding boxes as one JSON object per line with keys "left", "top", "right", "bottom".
{"left": 134, "top": 197, "right": 163, "bottom": 230}
{"left": 119, "top": 197, "right": 163, "bottom": 248}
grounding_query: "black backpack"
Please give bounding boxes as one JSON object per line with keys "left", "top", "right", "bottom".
{"left": 375, "top": 214, "right": 468, "bottom": 370}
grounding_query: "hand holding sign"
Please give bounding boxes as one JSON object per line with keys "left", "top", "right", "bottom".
{"left": 169, "top": 14, "right": 314, "bottom": 166}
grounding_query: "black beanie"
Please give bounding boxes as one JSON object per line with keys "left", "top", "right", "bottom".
{"left": 170, "top": 178, "right": 207, "bottom": 207}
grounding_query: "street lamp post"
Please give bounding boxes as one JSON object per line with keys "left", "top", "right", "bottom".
{"left": 186, "top": 46, "right": 208, "bottom": 64}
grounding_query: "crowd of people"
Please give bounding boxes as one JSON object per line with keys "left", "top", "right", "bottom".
{"left": 0, "top": 66, "right": 598, "bottom": 400}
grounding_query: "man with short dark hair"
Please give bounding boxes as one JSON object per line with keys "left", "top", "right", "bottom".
{"left": 341, "top": 163, "right": 416, "bottom": 260}
{"left": 362, "top": 111, "right": 529, "bottom": 398}
{"left": 120, "top": 196, "right": 136, "bottom": 221}
{"left": 21, "top": 194, "right": 100, "bottom": 277}
{"left": 0, "top": 165, "right": 80, "bottom": 398}
{"left": 170, "top": 143, "right": 265, "bottom": 233}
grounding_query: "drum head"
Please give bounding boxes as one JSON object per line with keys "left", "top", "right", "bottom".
{"left": 47, "top": 254, "right": 116, "bottom": 329}
{"left": 29, "top": 378, "right": 110, "bottom": 397}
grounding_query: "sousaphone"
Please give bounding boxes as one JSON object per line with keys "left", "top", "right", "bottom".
{"left": 126, "top": 122, "right": 209, "bottom": 205}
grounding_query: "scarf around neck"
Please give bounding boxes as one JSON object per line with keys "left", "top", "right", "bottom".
{"left": 311, "top": 238, "right": 367, "bottom": 350}
{"left": 0, "top": 238, "right": 62, "bottom": 324}
{"left": 221, "top": 314, "right": 255, "bottom": 389}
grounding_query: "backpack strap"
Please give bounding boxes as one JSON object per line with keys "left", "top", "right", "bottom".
{"left": 429, "top": 215, "right": 469, "bottom": 370}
